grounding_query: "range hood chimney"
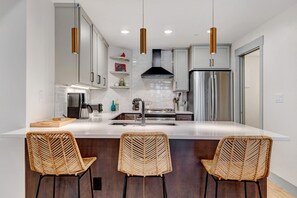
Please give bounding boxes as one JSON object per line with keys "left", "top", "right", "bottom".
{"left": 141, "top": 49, "right": 174, "bottom": 79}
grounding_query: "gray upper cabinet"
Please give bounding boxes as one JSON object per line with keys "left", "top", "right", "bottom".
{"left": 93, "top": 26, "right": 108, "bottom": 88}
{"left": 55, "top": 4, "right": 108, "bottom": 88}
{"left": 79, "top": 10, "right": 93, "bottom": 86}
{"left": 189, "top": 45, "right": 230, "bottom": 70}
{"left": 173, "top": 49, "right": 189, "bottom": 92}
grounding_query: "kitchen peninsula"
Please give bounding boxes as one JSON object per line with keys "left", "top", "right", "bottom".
{"left": 2, "top": 113, "right": 288, "bottom": 198}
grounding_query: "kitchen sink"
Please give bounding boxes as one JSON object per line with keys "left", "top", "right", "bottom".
{"left": 110, "top": 122, "right": 176, "bottom": 126}
{"left": 112, "top": 113, "right": 176, "bottom": 121}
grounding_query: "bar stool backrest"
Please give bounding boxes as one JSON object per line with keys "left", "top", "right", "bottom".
{"left": 26, "top": 131, "right": 86, "bottom": 176}
{"left": 210, "top": 136, "right": 273, "bottom": 181}
{"left": 118, "top": 132, "right": 172, "bottom": 177}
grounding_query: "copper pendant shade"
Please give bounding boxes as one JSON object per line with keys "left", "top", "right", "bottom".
{"left": 140, "top": 0, "right": 147, "bottom": 54}
{"left": 210, "top": 0, "right": 217, "bottom": 54}
{"left": 72, "top": 27, "right": 79, "bottom": 54}
{"left": 210, "top": 27, "right": 217, "bottom": 54}
{"left": 140, "top": 28, "right": 147, "bottom": 54}
{"left": 72, "top": 1, "right": 79, "bottom": 54}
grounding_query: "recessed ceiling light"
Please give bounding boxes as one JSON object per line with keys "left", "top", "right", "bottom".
{"left": 121, "top": 30, "right": 130, "bottom": 34}
{"left": 164, "top": 30, "right": 173, "bottom": 34}
{"left": 207, "top": 30, "right": 211, "bottom": 34}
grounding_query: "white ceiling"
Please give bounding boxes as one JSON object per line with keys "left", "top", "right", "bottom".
{"left": 52, "top": 0, "right": 297, "bottom": 49}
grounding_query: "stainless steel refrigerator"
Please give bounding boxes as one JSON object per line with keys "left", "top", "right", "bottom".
{"left": 188, "top": 70, "right": 233, "bottom": 121}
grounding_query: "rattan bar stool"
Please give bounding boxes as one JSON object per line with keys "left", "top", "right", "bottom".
{"left": 201, "top": 136, "right": 273, "bottom": 198}
{"left": 26, "top": 131, "right": 97, "bottom": 198}
{"left": 118, "top": 132, "right": 173, "bottom": 198}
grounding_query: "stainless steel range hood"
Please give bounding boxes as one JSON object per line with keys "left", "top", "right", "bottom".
{"left": 141, "top": 49, "right": 174, "bottom": 79}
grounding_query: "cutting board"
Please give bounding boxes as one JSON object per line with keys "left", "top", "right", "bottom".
{"left": 30, "top": 118, "right": 76, "bottom": 128}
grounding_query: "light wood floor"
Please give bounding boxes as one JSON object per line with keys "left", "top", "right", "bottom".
{"left": 268, "top": 180, "right": 296, "bottom": 198}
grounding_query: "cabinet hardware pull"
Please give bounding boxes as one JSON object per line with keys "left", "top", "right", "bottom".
{"left": 97, "top": 75, "right": 101, "bottom": 84}
{"left": 90, "top": 72, "right": 94, "bottom": 82}
{"left": 103, "top": 77, "right": 106, "bottom": 86}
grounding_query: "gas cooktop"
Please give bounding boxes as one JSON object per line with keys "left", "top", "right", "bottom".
{"left": 145, "top": 108, "right": 175, "bottom": 114}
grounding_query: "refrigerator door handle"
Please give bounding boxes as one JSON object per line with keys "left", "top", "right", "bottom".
{"left": 208, "top": 74, "right": 213, "bottom": 121}
{"left": 214, "top": 74, "right": 218, "bottom": 121}
{"left": 210, "top": 73, "right": 215, "bottom": 121}
{"left": 211, "top": 74, "right": 215, "bottom": 121}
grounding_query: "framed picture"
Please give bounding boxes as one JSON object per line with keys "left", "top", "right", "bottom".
{"left": 115, "top": 63, "right": 126, "bottom": 72}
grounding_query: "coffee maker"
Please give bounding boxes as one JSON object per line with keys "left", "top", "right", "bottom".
{"left": 67, "top": 93, "right": 89, "bottom": 119}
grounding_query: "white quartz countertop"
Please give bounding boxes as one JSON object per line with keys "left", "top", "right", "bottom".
{"left": 1, "top": 112, "right": 288, "bottom": 140}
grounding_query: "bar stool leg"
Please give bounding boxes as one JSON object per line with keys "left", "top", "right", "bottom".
{"left": 162, "top": 175, "right": 168, "bottom": 198}
{"left": 215, "top": 180, "right": 218, "bottom": 198}
{"left": 204, "top": 173, "right": 208, "bottom": 198}
{"left": 53, "top": 175, "right": 56, "bottom": 198}
{"left": 244, "top": 181, "right": 247, "bottom": 198}
{"left": 88, "top": 168, "right": 94, "bottom": 198}
{"left": 123, "top": 175, "right": 128, "bottom": 198}
{"left": 77, "top": 176, "right": 80, "bottom": 198}
{"left": 35, "top": 175, "right": 44, "bottom": 198}
{"left": 256, "top": 181, "right": 262, "bottom": 198}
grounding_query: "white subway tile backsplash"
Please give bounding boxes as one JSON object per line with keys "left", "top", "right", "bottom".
{"left": 53, "top": 47, "right": 181, "bottom": 113}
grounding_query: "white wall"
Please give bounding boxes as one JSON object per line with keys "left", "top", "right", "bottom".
{"left": 90, "top": 47, "right": 177, "bottom": 111}
{"left": 0, "top": 1, "right": 27, "bottom": 197}
{"left": 244, "top": 53, "right": 260, "bottom": 128}
{"left": 0, "top": 0, "right": 26, "bottom": 133}
{"left": 231, "top": 3, "right": 297, "bottom": 187}
{"left": 26, "top": 0, "right": 55, "bottom": 125}
{"left": 0, "top": 0, "right": 55, "bottom": 197}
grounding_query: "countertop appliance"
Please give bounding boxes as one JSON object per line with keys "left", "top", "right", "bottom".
{"left": 80, "top": 103, "right": 93, "bottom": 119}
{"left": 67, "top": 93, "right": 92, "bottom": 119}
{"left": 188, "top": 70, "right": 233, "bottom": 121}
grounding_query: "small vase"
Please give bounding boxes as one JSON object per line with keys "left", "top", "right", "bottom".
{"left": 111, "top": 100, "right": 116, "bottom": 111}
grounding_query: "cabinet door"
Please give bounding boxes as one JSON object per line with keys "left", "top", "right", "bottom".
{"left": 192, "top": 46, "right": 211, "bottom": 69}
{"left": 213, "top": 46, "right": 230, "bottom": 69}
{"left": 190, "top": 45, "right": 230, "bottom": 69}
{"left": 92, "top": 27, "right": 101, "bottom": 88}
{"left": 102, "top": 42, "right": 108, "bottom": 88}
{"left": 173, "top": 49, "right": 189, "bottom": 91}
{"left": 79, "top": 12, "right": 93, "bottom": 85}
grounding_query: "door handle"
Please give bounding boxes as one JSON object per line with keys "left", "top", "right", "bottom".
{"left": 209, "top": 74, "right": 214, "bottom": 121}
{"left": 214, "top": 74, "right": 218, "bottom": 121}
{"left": 97, "top": 75, "right": 101, "bottom": 84}
{"left": 90, "top": 72, "right": 94, "bottom": 82}
{"left": 103, "top": 77, "right": 106, "bottom": 86}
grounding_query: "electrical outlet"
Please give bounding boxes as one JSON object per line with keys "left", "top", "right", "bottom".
{"left": 93, "top": 177, "right": 102, "bottom": 191}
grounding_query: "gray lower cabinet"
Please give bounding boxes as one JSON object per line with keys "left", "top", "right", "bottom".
{"left": 173, "top": 49, "right": 189, "bottom": 92}
{"left": 189, "top": 45, "right": 231, "bottom": 70}
{"left": 55, "top": 3, "right": 108, "bottom": 88}
{"left": 175, "top": 114, "right": 194, "bottom": 121}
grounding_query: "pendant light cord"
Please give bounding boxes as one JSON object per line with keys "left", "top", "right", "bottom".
{"left": 73, "top": 0, "right": 76, "bottom": 27}
{"left": 142, "top": 0, "right": 145, "bottom": 28}
{"left": 212, "top": 0, "right": 214, "bottom": 27}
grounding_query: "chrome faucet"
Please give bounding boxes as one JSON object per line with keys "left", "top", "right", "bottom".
{"left": 132, "top": 98, "right": 145, "bottom": 126}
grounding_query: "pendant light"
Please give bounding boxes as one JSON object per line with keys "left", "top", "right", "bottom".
{"left": 140, "top": 0, "right": 147, "bottom": 54}
{"left": 210, "top": 0, "right": 217, "bottom": 54}
{"left": 72, "top": 0, "right": 79, "bottom": 54}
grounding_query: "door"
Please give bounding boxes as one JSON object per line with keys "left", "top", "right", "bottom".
{"left": 93, "top": 26, "right": 103, "bottom": 88}
{"left": 189, "top": 71, "right": 212, "bottom": 121}
{"left": 213, "top": 71, "right": 232, "bottom": 121}
{"left": 242, "top": 50, "right": 261, "bottom": 128}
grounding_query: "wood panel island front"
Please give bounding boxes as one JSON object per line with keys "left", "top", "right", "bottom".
{"left": 2, "top": 113, "right": 288, "bottom": 198}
